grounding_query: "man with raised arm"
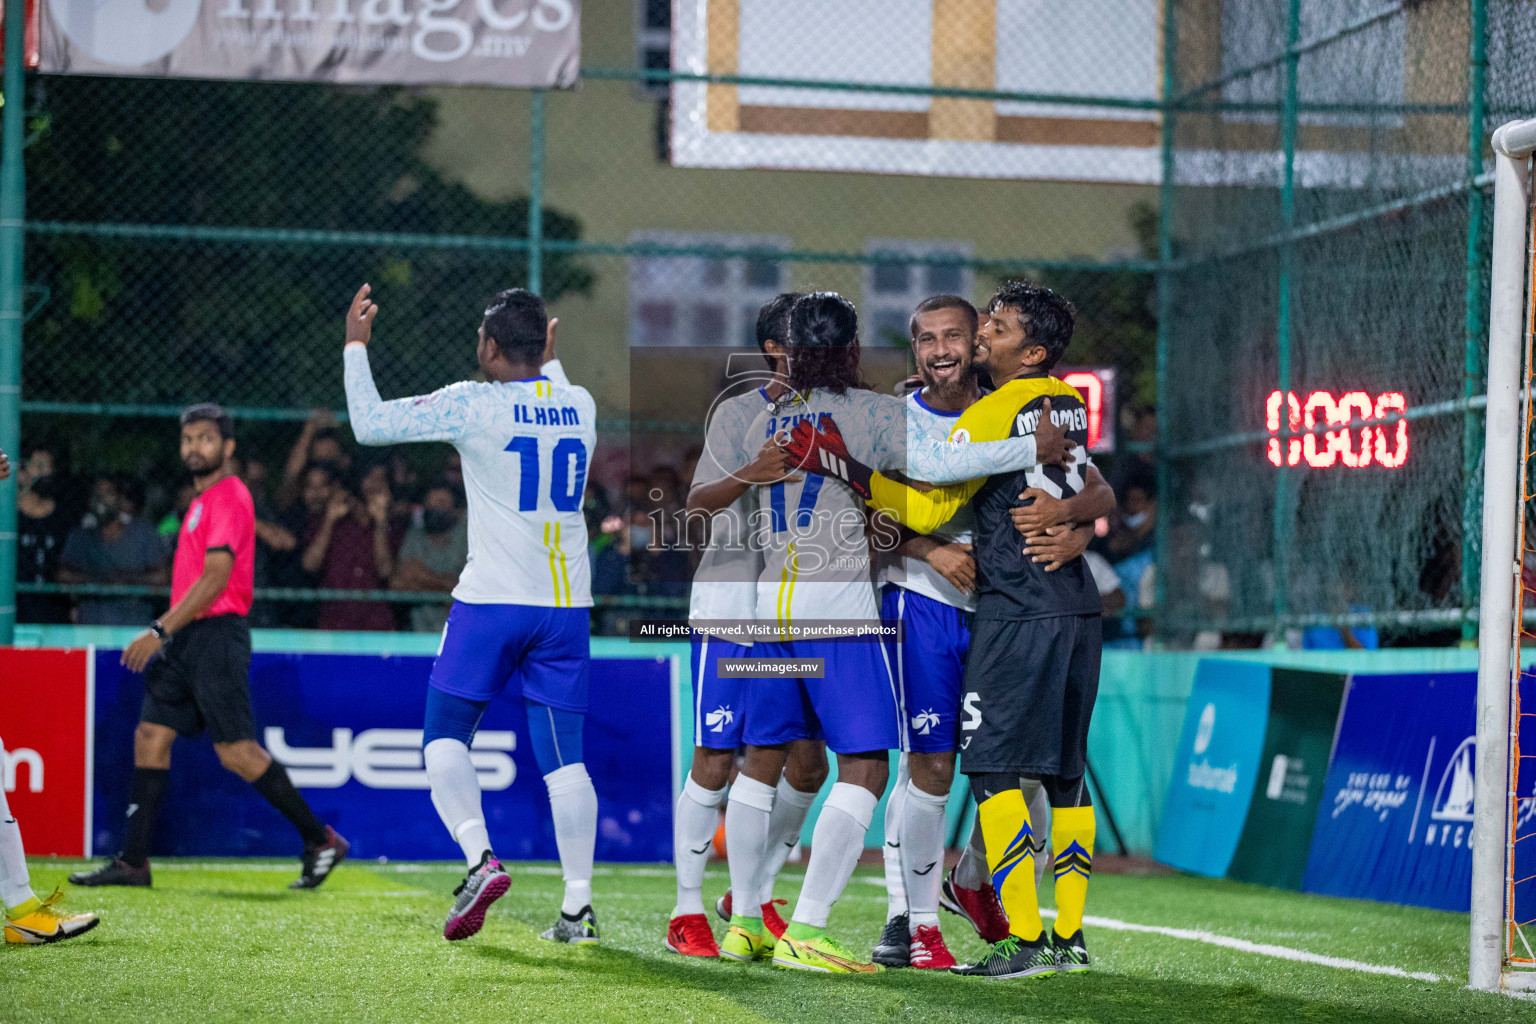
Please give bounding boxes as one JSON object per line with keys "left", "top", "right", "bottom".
{"left": 342, "top": 284, "right": 602, "bottom": 945}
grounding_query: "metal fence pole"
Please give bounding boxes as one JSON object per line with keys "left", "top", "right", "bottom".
{"left": 1153, "top": 0, "right": 1177, "bottom": 635}
{"left": 528, "top": 88, "right": 546, "bottom": 296}
{"left": 1272, "top": 0, "right": 1301, "bottom": 635}
{"left": 0, "top": 0, "right": 26, "bottom": 645}
{"left": 1463, "top": 0, "right": 1489, "bottom": 642}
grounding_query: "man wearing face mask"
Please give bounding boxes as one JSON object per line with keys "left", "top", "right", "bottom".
{"left": 392, "top": 483, "right": 469, "bottom": 633}
{"left": 15, "top": 444, "right": 73, "bottom": 624}
{"left": 59, "top": 474, "right": 169, "bottom": 626}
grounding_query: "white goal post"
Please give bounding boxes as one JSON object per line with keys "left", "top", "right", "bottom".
{"left": 1473, "top": 116, "right": 1536, "bottom": 994}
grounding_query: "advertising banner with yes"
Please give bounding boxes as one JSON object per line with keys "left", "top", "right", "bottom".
{"left": 40, "top": 0, "right": 579, "bottom": 87}
{"left": 91, "top": 648, "right": 673, "bottom": 861}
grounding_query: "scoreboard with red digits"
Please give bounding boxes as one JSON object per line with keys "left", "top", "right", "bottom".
{"left": 1265, "top": 390, "right": 1409, "bottom": 469}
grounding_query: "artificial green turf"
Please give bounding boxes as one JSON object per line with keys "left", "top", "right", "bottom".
{"left": 3, "top": 858, "right": 1530, "bottom": 1023}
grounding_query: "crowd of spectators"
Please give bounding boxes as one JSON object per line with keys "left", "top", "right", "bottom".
{"left": 30, "top": 402, "right": 1398, "bottom": 646}
{"left": 12, "top": 415, "right": 698, "bottom": 636}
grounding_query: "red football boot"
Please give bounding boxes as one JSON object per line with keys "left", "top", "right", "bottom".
{"left": 908, "top": 924, "right": 958, "bottom": 969}
{"left": 939, "top": 869, "right": 1011, "bottom": 944}
{"left": 665, "top": 913, "right": 721, "bottom": 957}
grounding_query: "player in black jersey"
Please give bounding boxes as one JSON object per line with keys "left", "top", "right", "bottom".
{"left": 784, "top": 282, "right": 1113, "bottom": 980}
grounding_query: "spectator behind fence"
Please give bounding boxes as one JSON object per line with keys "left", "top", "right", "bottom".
{"left": 234, "top": 455, "right": 297, "bottom": 628}
{"left": 390, "top": 484, "right": 468, "bottom": 633}
{"left": 1082, "top": 549, "right": 1126, "bottom": 617}
{"left": 268, "top": 462, "right": 339, "bottom": 629}
{"left": 590, "top": 508, "right": 690, "bottom": 635}
{"left": 15, "top": 444, "right": 73, "bottom": 624}
{"left": 277, "top": 410, "right": 353, "bottom": 512}
{"left": 1101, "top": 462, "right": 1158, "bottom": 647}
{"left": 58, "top": 474, "right": 168, "bottom": 625}
{"left": 300, "top": 471, "right": 396, "bottom": 631}
{"left": 156, "top": 484, "right": 196, "bottom": 550}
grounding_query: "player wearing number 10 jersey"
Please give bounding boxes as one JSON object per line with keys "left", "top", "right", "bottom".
{"left": 343, "top": 284, "right": 602, "bottom": 946}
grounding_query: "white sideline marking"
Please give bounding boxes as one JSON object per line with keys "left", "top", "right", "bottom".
{"left": 855, "top": 876, "right": 1447, "bottom": 984}
{"left": 1049, "top": 905, "right": 1445, "bottom": 984}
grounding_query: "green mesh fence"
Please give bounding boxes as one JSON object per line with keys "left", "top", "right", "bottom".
{"left": 11, "top": 1, "right": 1523, "bottom": 638}
{"left": 1153, "top": 0, "right": 1529, "bottom": 643}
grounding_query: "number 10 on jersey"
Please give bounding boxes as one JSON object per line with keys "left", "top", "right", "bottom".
{"left": 504, "top": 435, "right": 588, "bottom": 512}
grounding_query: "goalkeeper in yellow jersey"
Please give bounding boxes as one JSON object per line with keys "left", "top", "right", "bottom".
{"left": 782, "top": 282, "right": 1113, "bottom": 980}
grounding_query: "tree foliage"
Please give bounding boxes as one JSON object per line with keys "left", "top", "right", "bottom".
{"left": 24, "top": 76, "right": 593, "bottom": 408}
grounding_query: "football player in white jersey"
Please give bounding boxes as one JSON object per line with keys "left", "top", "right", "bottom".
{"left": 870, "top": 296, "right": 1104, "bottom": 969}
{"left": 668, "top": 294, "right": 830, "bottom": 959}
{"left": 720, "top": 292, "right": 1073, "bottom": 974}
{"left": 342, "top": 284, "right": 602, "bottom": 945}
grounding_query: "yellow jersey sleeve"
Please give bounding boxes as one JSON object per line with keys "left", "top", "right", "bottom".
{"left": 867, "top": 473, "right": 983, "bottom": 534}
{"left": 864, "top": 388, "right": 1022, "bottom": 532}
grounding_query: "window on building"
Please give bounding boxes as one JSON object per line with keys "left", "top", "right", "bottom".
{"left": 628, "top": 231, "right": 791, "bottom": 347}
{"left": 861, "top": 239, "right": 974, "bottom": 347}
{"left": 635, "top": 0, "right": 671, "bottom": 101}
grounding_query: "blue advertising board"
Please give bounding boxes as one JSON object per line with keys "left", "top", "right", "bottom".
{"left": 1153, "top": 660, "right": 1272, "bottom": 877}
{"left": 1302, "top": 670, "right": 1536, "bottom": 914}
{"left": 92, "top": 650, "right": 676, "bottom": 862}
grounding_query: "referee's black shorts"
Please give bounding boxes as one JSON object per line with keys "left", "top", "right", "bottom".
{"left": 958, "top": 613, "right": 1101, "bottom": 779}
{"left": 140, "top": 614, "right": 256, "bottom": 744}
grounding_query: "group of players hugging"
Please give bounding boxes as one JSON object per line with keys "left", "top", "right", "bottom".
{"left": 664, "top": 284, "right": 1109, "bottom": 979}
{"left": 2, "top": 275, "right": 1107, "bottom": 984}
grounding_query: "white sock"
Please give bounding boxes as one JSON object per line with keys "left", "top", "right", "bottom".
{"left": 424, "top": 738, "right": 494, "bottom": 867}
{"left": 1023, "top": 778, "right": 1051, "bottom": 887}
{"left": 544, "top": 763, "right": 597, "bottom": 916}
{"left": 954, "top": 806, "right": 988, "bottom": 889}
{"left": 724, "top": 775, "right": 775, "bottom": 923}
{"left": 0, "top": 783, "right": 34, "bottom": 911}
{"left": 671, "top": 775, "right": 725, "bottom": 917}
{"left": 791, "top": 782, "right": 877, "bottom": 930}
{"left": 882, "top": 753, "right": 909, "bottom": 920}
{"left": 755, "top": 777, "right": 817, "bottom": 908}
{"left": 902, "top": 781, "right": 948, "bottom": 930}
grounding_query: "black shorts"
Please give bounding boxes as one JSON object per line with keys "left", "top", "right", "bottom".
{"left": 140, "top": 614, "right": 256, "bottom": 744}
{"left": 958, "top": 613, "right": 1101, "bottom": 778}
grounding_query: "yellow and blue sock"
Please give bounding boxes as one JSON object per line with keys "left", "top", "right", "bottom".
{"left": 1050, "top": 805, "right": 1095, "bottom": 938}
{"left": 976, "top": 786, "right": 1043, "bottom": 942}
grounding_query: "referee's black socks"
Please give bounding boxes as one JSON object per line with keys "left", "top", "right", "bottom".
{"left": 122, "top": 767, "right": 170, "bottom": 867}
{"left": 252, "top": 761, "right": 329, "bottom": 848}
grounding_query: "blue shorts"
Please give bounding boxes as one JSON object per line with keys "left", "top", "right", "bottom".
{"left": 691, "top": 632, "right": 751, "bottom": 750}
{"left": 428, "top": 601, "right": 591, "bottom": 713}
{"left": 882, "top": 584, "right": 970, "bottom": 753}
{"left": 741, "top": 639, "right": 902, "bottom": 755}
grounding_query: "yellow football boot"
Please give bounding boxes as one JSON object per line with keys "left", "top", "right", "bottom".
{"left": 5, "top": 889, "right": 100, "bottom": 945}
{"left": 718, "top": 922, "right": 772, "bottom": 962}
{"left": 772, "top": 932, "right": 884, "bottom": 974}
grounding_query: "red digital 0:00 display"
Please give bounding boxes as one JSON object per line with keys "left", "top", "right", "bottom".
{"left": 1266, "top": 390, "right": 1409, "bottom": 469}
